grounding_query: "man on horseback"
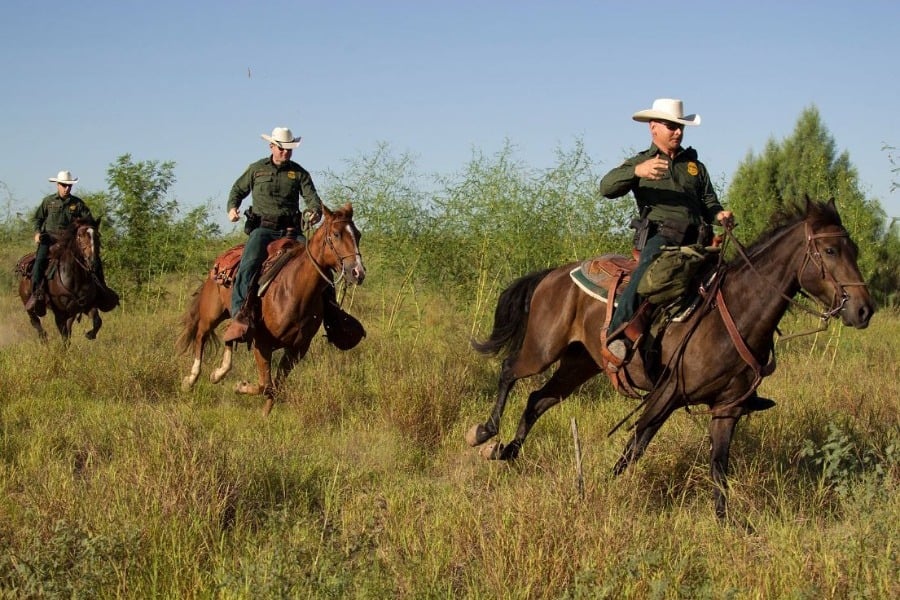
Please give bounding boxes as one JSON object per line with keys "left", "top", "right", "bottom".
{"left": 599, "top": 99, "right": 733, "bottom": 368}
{"left": 24, "top": 170, "right": 117, "bottom": 312}
{"left": 223, "top": 127, "right": 324, "bottom": 343}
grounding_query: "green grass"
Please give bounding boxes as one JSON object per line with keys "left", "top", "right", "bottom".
{"left": 1, "top": 260, "right": 897, "bottom": 599}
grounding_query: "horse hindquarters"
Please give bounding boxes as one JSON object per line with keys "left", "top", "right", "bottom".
{"left": 179, "top": 278, "right": 230, "bottom": 389}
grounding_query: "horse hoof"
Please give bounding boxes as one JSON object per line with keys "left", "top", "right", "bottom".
{"left": 181, "top": 377, "right": 195, "bottom": 391}
{"left": 85, "top": 331, "right": 97, "bottom": 340}
{"left": 466, "top": 424, "right": 497, "bottom": 447}
{"left": 479, "top": 441, "right": 504, "bottom": 460}
{"left": 465, "top": 424, "right": 487, "bottom": 447}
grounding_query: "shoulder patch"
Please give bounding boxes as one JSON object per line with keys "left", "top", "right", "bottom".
{"left": 287, "top": 171, "right": 296, "bottom": 179}
{"left": 687, "top": 162, "right": 699, "bottom": 176}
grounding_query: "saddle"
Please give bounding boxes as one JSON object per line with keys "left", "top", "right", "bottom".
{"left": 569, "top": 251, "right": 714, "bottom": 397}
{"left": 15, "top": 252, "right": 65, "bottom": 286}
{"left": 569, "top": 253, "right": 637, "bottom": 304}
{"left": 210, "top": 238, "right": 299, "bottom": 287}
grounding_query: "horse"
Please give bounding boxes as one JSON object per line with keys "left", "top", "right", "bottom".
{"left": 466, "top": 198, "right": 874, "bottom": 519}
{"left": 176, "top": 203, "right": 366, "bottom": 416}
{"left": 17, "top": 219, "right": 105, "bottom": 342}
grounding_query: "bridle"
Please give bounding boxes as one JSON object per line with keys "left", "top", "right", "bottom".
{"left": 797, "top": 224, "right": 869, "bottom": 319}
{"left": 724, "top": 219, "right": 868, "bottom": 323}
{"left": 303, "top": 216, "right": 362, "bottom": 287}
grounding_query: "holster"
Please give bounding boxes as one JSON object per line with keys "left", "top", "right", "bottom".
{"left": 630, "top": 216, "right": 651, "bottom": 251}
{"left": 244, "top": 207, "right": 261, "bottom": 234}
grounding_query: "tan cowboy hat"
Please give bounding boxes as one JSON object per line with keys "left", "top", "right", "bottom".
{"left": 48, "top": 170, "right": 78, "bottom": 185}
{"left": 260, "top": 126, "right": 302, "bottom": 149}
{"left": 632, "top": 98, "right": 701, "bottom": 126}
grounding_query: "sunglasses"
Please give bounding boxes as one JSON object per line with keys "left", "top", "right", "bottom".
{"left": 655, "top": 120, "right": 684, "bottom": 132}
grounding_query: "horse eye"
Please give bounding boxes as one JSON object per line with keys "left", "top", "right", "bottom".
{"left": 824, "top": 246, "right": 837, "bottom": 256}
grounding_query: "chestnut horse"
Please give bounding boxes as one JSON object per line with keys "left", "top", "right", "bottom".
{"left": 177, "top": 203, "right": 365, "bottom": 415}
{"left": 467, "top": 199, "right": 874, "bottom": 519}
{"left": 17, "top": 219, "right": 104, "bottom": 342}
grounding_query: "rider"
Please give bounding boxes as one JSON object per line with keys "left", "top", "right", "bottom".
{"left": 25, "top": 170, "right": 116, "bottom": 312}
{"left": 599, "top": 99, "right": 733, "bottom": 367}
{"left": 223, "top": 126, "right": 324, "bottom": 343}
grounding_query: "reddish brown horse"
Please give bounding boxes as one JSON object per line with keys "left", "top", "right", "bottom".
{"left": 17, "top": 219, "right": 105, "bottom": 342}
{"left": 177, "top": 203, "right": 365, "bottom": 415}
{"left": 467, "top": 199, "right": 874, "bottom": 519}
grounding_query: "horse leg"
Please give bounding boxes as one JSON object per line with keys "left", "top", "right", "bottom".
{"left": 465, "top": 354, "right": 521, "bottom": 447}
{"left": 53, "top": 311, "right": 74, "bottom": 343}
{"left": 235, "top": 345, "right": 273, "bottom": 399}
{"left": 26, "top": 311, "right": 48, "bottom": 342}
{"left": 709, "top": 414, "right": 740, "bottom": 521}
{"left": 210, "top": 343, "right": 235, "bottom": 384}
{"left": 84, "top": 308, "right": 102, "bottom": 340}
{"left": 612, "top": 386, "right": 679, "bottom": 476}
{"left": 485, "top": 347, "right": 600, "bottom": 460}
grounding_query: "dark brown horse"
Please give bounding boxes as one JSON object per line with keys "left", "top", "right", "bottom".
{"left": 177, "top": 203, "right": 365, "bottom": 415}
{"left": 17, "top": 219, "right": 105, "bottom": 342}
{"left": 467, "top": 199, "right": 874, "bottom": 519}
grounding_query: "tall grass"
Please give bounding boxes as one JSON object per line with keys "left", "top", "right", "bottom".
{"left": 1, "top": 246, "right": 897, "bottom": 598}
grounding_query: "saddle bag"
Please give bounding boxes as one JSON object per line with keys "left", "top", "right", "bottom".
{"left": 637, "top": 244, "right": 718, "bottom": 305}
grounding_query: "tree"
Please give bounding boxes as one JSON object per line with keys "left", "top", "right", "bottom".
{"left": 725, "top": 106, "right": 892, "bottom": 299}
{"left": 104, "top": 154, "right": 220, "bottom": 289}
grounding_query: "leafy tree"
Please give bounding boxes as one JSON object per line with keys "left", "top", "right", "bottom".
{"left": 726, "top": 106, "right": 894, "bottom": 302}
{"left": 103, "top": 154, "right": 221, "bottom": 290}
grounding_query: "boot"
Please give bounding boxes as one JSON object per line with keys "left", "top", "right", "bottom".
{"left": 741, "top": 394, "right": 777, "bottom": 415}
{"left": 24, "top": 283, "right": 45, "bottom": 312}
{"left": 223, "top": 308, "right": 252, "bottom": 343}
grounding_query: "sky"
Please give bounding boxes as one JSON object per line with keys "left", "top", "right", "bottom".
{"left": 2, "top": 1, "right": 899, "bottom": 232}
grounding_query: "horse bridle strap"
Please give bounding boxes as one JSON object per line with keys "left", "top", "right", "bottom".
{"left": 303, "top": 218, "right": 358, "bottom": 286}
{"left": 801, "top": 225, "right": 868, "bottom": 318}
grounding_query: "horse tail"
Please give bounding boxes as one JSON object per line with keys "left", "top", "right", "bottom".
{"left": 176, "top": 281, "right": 207, "bottom": 354}
{"left": 471, "top": 268, "right": 554, "bottom": 357}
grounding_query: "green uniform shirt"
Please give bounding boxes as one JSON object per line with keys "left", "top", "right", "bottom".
{"left": 599, "top": 144, "right": 722, "bottom": 226}
{"left": 227, "top": 156, "right": 323, "bottom": 219}
{"left": 32, "top": 193, "right": 94, "bottom": 235}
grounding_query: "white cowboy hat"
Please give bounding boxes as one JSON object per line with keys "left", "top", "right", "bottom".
{"left": 48, "top": 170, "right": 79, "bottom": 185}
{"left": 260, "top": 126, "right": 302, "bottom": 149}
{"left": 632, "top": 98, "right": 701, "bottom": 126}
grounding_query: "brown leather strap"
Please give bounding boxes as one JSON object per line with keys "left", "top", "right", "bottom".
{"left": 715, "top": 288, "right": 776, "bottom": 410}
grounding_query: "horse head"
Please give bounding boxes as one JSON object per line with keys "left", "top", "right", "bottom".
{"left": 796, "top": 197, "right": 874, "bottom": 328}
{"left": 313, "top": 203, "right": 366, "bottom": 285}
{"left": 54, "top": 218, "right": 99, "bottom": 268}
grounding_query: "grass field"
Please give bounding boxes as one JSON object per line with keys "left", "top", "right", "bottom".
{"left": 1, "top": 248, "right": 897, "bottom": 599}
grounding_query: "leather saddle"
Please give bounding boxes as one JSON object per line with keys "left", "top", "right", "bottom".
{"left": 569, "top": 253, "right": 637, "bottom": 304}
{"left": 210, "top": 238, "right": 299, "bottom": 288}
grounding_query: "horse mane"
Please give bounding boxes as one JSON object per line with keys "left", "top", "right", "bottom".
{"left": 734, "top": 197, "right": 842, "bottom": 261}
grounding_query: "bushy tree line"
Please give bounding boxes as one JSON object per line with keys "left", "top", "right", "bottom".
{"left": 323, "top": 139, "right": 633, "bottom": 301}
{"left": 3, "top": 107, "right": 896, "bottom": 307}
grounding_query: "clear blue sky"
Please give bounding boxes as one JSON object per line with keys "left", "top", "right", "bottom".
{"left": 2, "top": 1, "right": 899, "bottom": 231}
